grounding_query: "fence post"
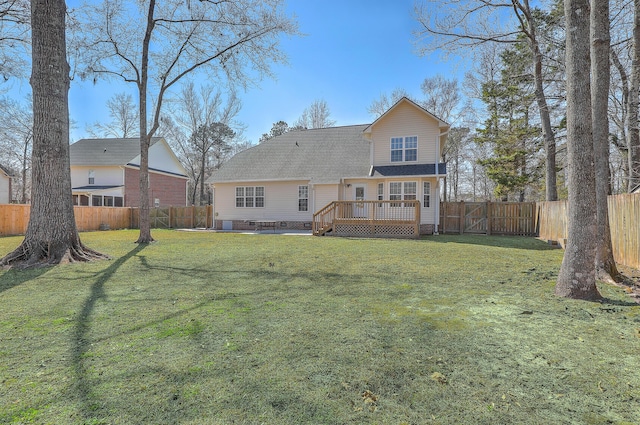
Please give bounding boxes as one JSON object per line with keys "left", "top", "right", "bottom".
{"left": 459, "top": 201, "right": 465, "bottom": 235}
{"left": 486, "top": 201, "right": 492, "bottom": 236}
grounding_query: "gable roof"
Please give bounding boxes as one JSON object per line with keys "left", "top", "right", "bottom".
{"left": 69, "top": 137, "right": 163, "bottom": 166}
{"left": 363, "top": 97, "right": 449, "bottom": 134}
{"left": 207, "top": 125, "right": 371, "bottom": 184}
{"left": 70, "top": 137, "right": 188, "bottom": 178}
{"left": 0, "top": 164, "right": 12, "bottom": 177}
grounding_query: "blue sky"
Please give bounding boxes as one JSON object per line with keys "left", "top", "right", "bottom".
{"left": 10, "top": 0, "right": 467, "bottom": 144}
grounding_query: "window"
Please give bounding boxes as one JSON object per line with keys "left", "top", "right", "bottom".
{"left": 88, "top": 169, "right": 95, "bottom": 185}
{"left": 390, "top": 182, "right": 417, "bottom": 206}
{"left": 391, "top": 137, "right": 403, "bottom": 162}
{"left": 377, "top": 183, "right": 384, "bottom": 206}
{"left": 91, "top": 195, "right": 102, "bottom": 206}
{"left": 114, "top": 197, "right": 124, "bottom": 207}
{"left": 390, "top": 136, "right": 418, "bottom": 162}
{"left": 104, "top": 196, "right": 114, "bottom": 207}
{"left": 390, "top": 182, "right": 402, "bottom": 207}
{"left": 236, "top": 186, "right": 265, "bottom": 208}
{"left": 298, "top": 185, "right": 309, "bottom": 212}
{"left": 423, "top": 182, "right": 431, "bottom": 208}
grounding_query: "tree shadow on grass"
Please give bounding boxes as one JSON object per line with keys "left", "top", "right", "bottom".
{"left": 422, "top": 234, "right": 560, "bottom": 251}
{"left": 0, "top": 267, "right": 50, "bottom": 294}
{"left": 71, "top": 243, "right": 146, "bottom": 422}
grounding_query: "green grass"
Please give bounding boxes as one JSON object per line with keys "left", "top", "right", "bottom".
{"left": 0, "top": 230, "right": 639, "bottom": 424}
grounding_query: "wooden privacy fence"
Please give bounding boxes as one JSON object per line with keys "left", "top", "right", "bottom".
{"left": 0, "top": 204, "right": 213, "bottom": 236}
{"left": 439, "top": 201, "right": 538, "bottom": 236}
{"left": 538, "top": 195, "right": 640, "bottom": 270}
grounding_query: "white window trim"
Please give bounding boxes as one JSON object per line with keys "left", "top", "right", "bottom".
{"left": 298, "top": 185, "right": 309, "bottom": 212}
{"left": 390, "top": 136, "right": 419, "bottom": 163}
{"left": 389, "top": 181, "right": 417, "bottom": 206}
{"left": 235, "top": 186, "right": 265, "bottom": 208}
{"left": 423, "top": 181, "right": 431, "bottom": 208}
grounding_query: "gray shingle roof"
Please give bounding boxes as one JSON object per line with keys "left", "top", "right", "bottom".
{"left": 208, "top": 125, "right": 372, "bottom": 184}
{"left": 69, "top": 138, "right": 162, "bottom": 166}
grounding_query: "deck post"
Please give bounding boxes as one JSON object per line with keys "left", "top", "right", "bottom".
{"left": 415, "top": 200, "right": 420, "bottom": 237}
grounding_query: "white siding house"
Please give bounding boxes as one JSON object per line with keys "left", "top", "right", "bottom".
{"left": 207, "top": 97, "right": 450, "bottom": 235}
{"left": 0, "top": 165, "right": 12, "bottom": 204}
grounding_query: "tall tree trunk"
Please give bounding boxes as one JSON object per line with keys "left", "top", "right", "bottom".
{"left": 532, "top": 42, "right": 557, "bottom": 201}
{"left": 135, "top": 0, "right": 156, "bottom": 244}
{"left": 628, "top": 0, "right": 640, "bottom": 192}
{"left": 556, "top": 0, "right": 601, "bottom": 300}
{"left": 199, "top": 145, "right": 206, "bottom": 206}
{"left": 1, "top": 0, "right": 104, "bottom": 267}
{"left": 592, "top": 0, "right": 622, "bottom": 283}
{"left": 611, "top": 49, "right": 631, "bottom": 185}
{"left": 520, "top": 0, "right": 558, "bottom": 200}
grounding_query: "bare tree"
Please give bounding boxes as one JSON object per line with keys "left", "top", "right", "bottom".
{"left": 0, "top": 0, "right": 30, "bottom": 81}
{"left": 1, "top": 0, "right": 104, "bottom": 267}
{"left": 75, "top": 0, "right": 298, "bottom": 243}
{"left": 0, "top": 96, "right": 32, "bottom": 203}
{"left": 628, "top": 0, "right": 640, "bottom": 191}
{"left": 368, "top": 88, "right": 410, "bottom": 118}
{"left": 87, "top": 92, "right": 139, "bottom": 138}
{"left": 168, "top": 82, "right": 243, "bottom": 204}
{"left": 294, "top": 99, "right": 336, "bottom": 129}
{"left": 421, "top": 75, "right": 460, "bottom": 122}
{"left": 190, "top": 122, "right": 234, "bottom": 205}
{"left": 414, "top": 0, "right": 560, "bottom": 201}
{"left": 556, "top": 0, "right": 601, "bottom": 300}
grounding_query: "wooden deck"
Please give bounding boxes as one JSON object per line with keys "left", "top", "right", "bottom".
{"left": 312, "top": 200, "right": 421, "bottom": 238}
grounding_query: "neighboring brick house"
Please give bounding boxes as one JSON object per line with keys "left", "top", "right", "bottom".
{"left": 0, "top": 164, "right": 13, "bottom": 204}
{"left": 69, "top": 137, "right": 188, "bottom": 207}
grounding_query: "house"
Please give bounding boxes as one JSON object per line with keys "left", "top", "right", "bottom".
{"left": 69, "top": 137, "right": 189, "bottom": 207}
{"left": 207, "top": 97, "right": 449, "bottom": 236}
{"left": 0, "top": 164, "right": 13, "bottom": 204}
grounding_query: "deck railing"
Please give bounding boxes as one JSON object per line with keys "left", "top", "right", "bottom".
{"left": 313, "top": 200, "right": 421, "bottom": 238}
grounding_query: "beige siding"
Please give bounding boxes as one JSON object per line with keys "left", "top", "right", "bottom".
{"left": 214, "top": 180, "right": 317, "bottom": 221}
{"left": 370, "top": 101, "right": 441, "bottom": 166}
{"left": 313, "top": 184, "right": 339, "bottom": 212}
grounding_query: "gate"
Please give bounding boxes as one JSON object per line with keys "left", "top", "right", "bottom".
{"left": 440, "top": 201, "right": 537, "bottom": 236}
{"left": 463, "top": 202, "right": 487, "bottom": 233}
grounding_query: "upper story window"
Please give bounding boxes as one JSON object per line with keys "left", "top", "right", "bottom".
{"left": 88, "top": 169, "right": 95, "bottom": 185}
{"left": 236, "top": 186, "right": 265, "bottom": 208}
{"left": 390, "top": 136, "right": 417, "bottom": 162}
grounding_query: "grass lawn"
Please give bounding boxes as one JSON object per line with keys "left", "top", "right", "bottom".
{"left": 1, "top": 230, "right": 639, "bottom": 425}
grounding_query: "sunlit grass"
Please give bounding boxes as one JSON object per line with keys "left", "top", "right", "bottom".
{"left": 0, "top": 230, "right": 638, "bottom": 424}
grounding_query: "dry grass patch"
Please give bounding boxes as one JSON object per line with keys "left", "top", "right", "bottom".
{"left": 0, "top": 230, "right": 639, "bottom": 424}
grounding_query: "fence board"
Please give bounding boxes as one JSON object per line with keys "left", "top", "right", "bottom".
{"left": 607, "top": 194, "right": 640, "bottom": 270}
{"left": 0, "top": 204, "right": 214, "bottom": 237}
{"left": 537, "top": 195, "right": 640, "bottom": 270}
{"left": 439, "top": 201, "right": 537, "bottom": 236}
